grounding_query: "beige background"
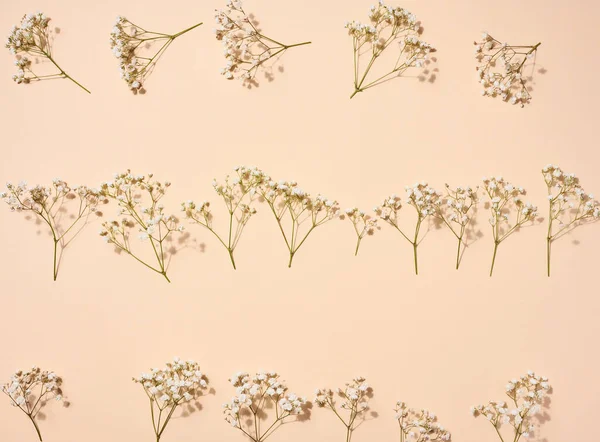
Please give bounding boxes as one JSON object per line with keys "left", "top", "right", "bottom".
{"left": 0, "top": 0, "right": 598, "bottom": 441}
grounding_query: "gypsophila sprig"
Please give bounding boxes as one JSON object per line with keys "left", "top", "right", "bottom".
{"left": 346, "top": 1, "right": 434, "bottom": 99}
{"left": 224, "top": 371, "right": 306, "bottom": 441}
{"left": 259, "top": 178, "right": 340, "bottom": 267}
{"left": 2, "top": 367, "right": 64, "bottom": 441}
{"left": 471, "top": 371, "right": 551, "bottom": 442}
{"left": 340, "top": 208, "right": 379, "bottom": 255}
{"left": 99, "top": 171, "right": 183, "bottom": 282}
{"left": 6, "top": 13, "right": 90, "bottom": 93}
{"left": 110, "top": 16, "right": 202, "bottom": 92}
{"left": 315, "top": 377, "right": 372, "bottom": 442}
{"left": 483, "top": 177, "right": 537, "bottom": 276}
{"left": 475, "top": 32, "right": 541, "bottom": 107}
{"left": 1, "top": 180, "right": 103, "bottom": 280}
{"left": 437, "top": 184, "right": 478, "bottom": 269}
{"left": 215, "top": 0, "right": 311, "bottom": 86}
{"left": 543, "top": 165, "right": 599, "bottom": 276}
{"left": 375, "top": 183, "right": 441, "bottom": 275}
{"left": 182, "top": 166, "right": 268, "bottom": 269}
{"left": 395, "top": 402, "right": 451, "bottom": 442}
{"left": 133, "top": 358, "right": 208, "bottom": 442}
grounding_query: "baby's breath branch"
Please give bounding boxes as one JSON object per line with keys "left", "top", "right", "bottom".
{"left": 6, "top": 13, "right": 91, "bottom": 93}
{"left": 483, "top": 177, "right": 537, "bottom": 276}
{"left": 215, "top": 1, "right": 311, "bottom": 83}
{"left": 183, "top": 167, "right": 266, "bottom": 270}
{"left": 475, "top": 33, "right": 542, "bottom": 106}
{"left": 2, "top": 181, "right": 101, "bottom": 280}
{"left": 111, "top": 18, "right": 202, "bottom": 91}
{"left": 542, "top": 165, "right": 599, "bottom": 276}
{"left": 346, "top": 2, "right": 433, "bottom": 99}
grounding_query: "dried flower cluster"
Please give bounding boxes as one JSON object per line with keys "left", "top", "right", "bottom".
{"left": 99, "top": 171, "right": 184, "bottom": 282}
{"left": 260, "top": 178, "right": 340, "bottom": 267}
{"left": 215, "top": 0, "right": 311, "bottom": 86}
{"left": 110, "top": 16, "right": 202, "bottom": 92}
{"left": 223, "top": 371, "right": 306, "bottom": 441}
{"left": 542, "top": 164, "right": 599, "bottom": 276}
{"left": 394, "top": 401, "right": 451, "bottom": 442}
{"left": 438, "top": 184, "right": 478, "bottom": 269}
{"left": 2, "top": 367, "right": 63, "bottom": 441}
{"left": 182, "top": 166, "right": 268, "bottom": 269}
{"left": 483, "top": 177, "right": 537, "bottom": 276}
{"left": 315, "top": 377, "right": 371, "bottom": 442}
{"left": 346, "top": 1, "right": 434, "bottom": 98}
{"left": 375, "top": 183, "right": 441, "bottom": 274}
{"left": 341, "top": 208, "right": 379, "bottom": 255}
{"left": 471, "top": 371, "right": 550, "bottom": 442}
{"left": 475, "top": 32, "right": 541, "bottom": 107}
{"left": 5, "top": 12, "right": 90, "bottom": 92}
{"left": 133, "top": 358, "right": 208, "bottom": 442}
{"left": 1, "top": 180, "right": 102, "bottom": 280}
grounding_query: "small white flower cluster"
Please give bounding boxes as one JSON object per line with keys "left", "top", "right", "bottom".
{"left": 315, "top": 376, "right": 371, "bottom": 413}
{"left": 223, "top": 371, "right": 306, "bottom": 440}
{"left": 483, "top": 177, "right": 537, "bottom": 227}
{"left": 2, "top": 366, "right": 63, "bottom": 440}
{"left": 1, "top": 179, "right": 100, "bottom": 214}
{"left": 2, "top": 367, "right": 63, "bottom": 409}
{"left": 133, "top": 358, "right": 208, "bottom": 408}
{"left": 110, "top": 16, "right": 202, "bottom": 91}
{"left": 442, "top": 185, "right": 478, "bottom": 227}
{"left": 341, "top": 207, "right": 379, "bottom": 255}
{"left": 99, "top": 171, "right": 182, "bottom": 281}
{"left": 109, "top": 17, "right": 145, "bottom": 90}
{"left": 475, "top": 32, "right": 541, "bottom": 107}
{"left": 215, "top": 0, "right": 310, "bottom": 84}
{"left": 395, "top": 401, "right": 451, "bottom": 442}
{"left": 182, "top": 166, "right": 269, "bottom": 269}
{"left": 5, "top": 12, "right": 48, "bottom": 84}
{"left": 472, "top": 372, "right": 550, "bottom": 441}
{"left": 374, "top": 194, "right": 403, "bottom": 225}
{"left": 347, "top": 1, "right": 434, "bottom": 98}
{"left": 543, "top": 164, "right": 599, "bottom": 221}
{"left": 405, "top": 182, "right": 442, "bottom": 217}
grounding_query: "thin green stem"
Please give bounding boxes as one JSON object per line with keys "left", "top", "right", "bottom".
{"left": 27, "top": 414, "right": 42, "bottom": 441}
{"left": 171, "top": 22, "right": 203, "bottom": 39}
{"left": 284, "top": 41, "right": 311, "bottom": 49}
{"left": 43, "top": 51, "right": 90, "bottom": 93}
{"left": 490, "top": 241, "right": 499, "bottom": 277}
{"left": 53, "top": 239, "right": 59, "bottom": 281}
{"left": 456, "top": 237, "right": 462, "bottom": 270}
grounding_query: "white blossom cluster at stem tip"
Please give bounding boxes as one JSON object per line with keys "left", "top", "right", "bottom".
{"left": 471, "top": 371, "right": 551, "bottom": 442}
{"left": 215, "top": 0, "right": 311, "bottom": 85}
{"left": 475, "top": 32, "right": 541, "bottom": 107}
{"left": 5, "top": 12, "right": 90, "bottom": 93}
{"left": 110, "top": 16, "right": 202, "bottom": 92}
{"left": 314, "top": 377, "right": 372, "bottom": 442}
{"left": 2, "top": 366, "right": 64, "bottom": 441}
{"left": 223, "top": 371, "right": 306, "bottom": 441}
{"left": 394, "top": 401, "right": 451, "bottom": 442}
{"left": 133, "top": 358, "right": 208, "bottom": 442}
{"left": 346, "top": 1, "right": 434, "bottom": 98}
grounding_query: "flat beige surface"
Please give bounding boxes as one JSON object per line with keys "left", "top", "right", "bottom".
{"left": 0, "top": 0, "right": 598, "bottom": 441}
